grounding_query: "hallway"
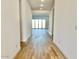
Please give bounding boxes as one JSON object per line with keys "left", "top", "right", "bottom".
{"left": 1, "top": 0, "right": 77, "bottom": 58}
{"left": 14, "top": 29, "right": 66, "bottom": 59}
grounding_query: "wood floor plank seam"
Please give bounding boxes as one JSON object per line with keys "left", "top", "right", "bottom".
{"left": 14, "top": 29, "right": 67, "bottom": 59}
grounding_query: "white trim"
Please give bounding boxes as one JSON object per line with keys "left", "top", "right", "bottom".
{"left": 22, "top": 34, "right": 31, "bottom": 42}
{"left": 48, "top": 31, "right": 52, "bottom": 36}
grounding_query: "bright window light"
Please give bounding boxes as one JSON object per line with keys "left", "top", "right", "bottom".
{"left": 43, "top": 20, "right": 45, "bottom": 28}
{"left": 32, "top": 19, "right": 46, "bottom": 29}
{"left": 39, "top": 19, "right": 42, "bottom": 28}
{"left": 35, "top": 20, "right": 39, "bottom": 28}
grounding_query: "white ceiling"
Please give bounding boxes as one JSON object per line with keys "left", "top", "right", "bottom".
{"left": 28, "top": 0, "right": 54, "bottom": 10}
{"left": 32, "top": 10, "right": 49, "bottom": 16}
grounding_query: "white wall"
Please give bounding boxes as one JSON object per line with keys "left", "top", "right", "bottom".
{"left": 21, "top": 0, "right": 32, "bottom": 42}
{"left": 48, "top": 9, "right": 54, "bottom": 36}
{"left": 1, "top": 0, "right": 20, "bottom": 59}
{"left": 54, "top": 0, "right": 77, "bottom": 59}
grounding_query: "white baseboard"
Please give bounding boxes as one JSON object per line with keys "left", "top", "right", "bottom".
{"left": 22, "top": 34, "right": 31, "bottom": 42}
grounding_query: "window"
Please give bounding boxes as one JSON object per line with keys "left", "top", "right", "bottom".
{"left": 35, "top": 20, "right": 39, "bottom": 28}
{"left": 39, "top": 19, "right": 42, "bottom": 28}
{"left": 32, "top": 19, "right": 46, "bottom": 29}
{"left": 42, "top": 20, "right": 45, "bottom": 28}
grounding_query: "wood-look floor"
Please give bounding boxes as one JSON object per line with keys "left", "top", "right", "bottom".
{"left": 14, "top": 29, "right": 67, "bottom": 59}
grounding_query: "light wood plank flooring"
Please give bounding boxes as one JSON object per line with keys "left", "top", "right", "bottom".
{"left": 14, "top": 29, "right": 67, "bottom": 59}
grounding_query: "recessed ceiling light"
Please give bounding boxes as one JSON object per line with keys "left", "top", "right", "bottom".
{"left": 40, "top": 4, "right": 44, "bottom": 7}
{"left": 40, "top": 8, "right": 42, "bottom": 10}
{"left": 41, "top": 0, "right": 44, "bottom": 2}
